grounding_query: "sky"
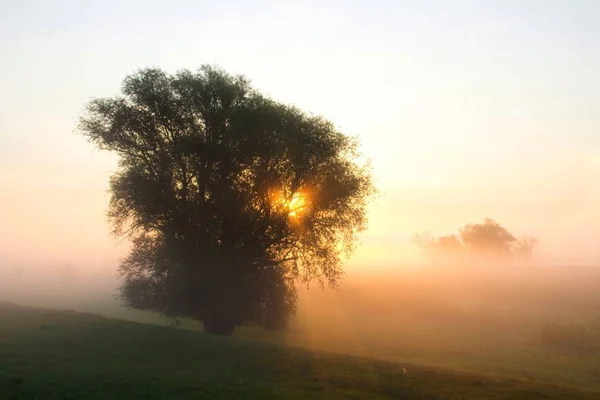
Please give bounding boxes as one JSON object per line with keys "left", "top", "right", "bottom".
{"left": 0, "top": 0, "right": 599, "bottom": 276}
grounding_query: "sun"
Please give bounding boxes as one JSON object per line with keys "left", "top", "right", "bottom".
{"left": 287, "top": 192, "right": 309, "bottom": 218}
{"left": 270, "top": 189, "right": 310, "bottom": 219}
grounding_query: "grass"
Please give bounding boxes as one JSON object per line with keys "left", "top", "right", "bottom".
{"left": 1, "top": 303, "right": 600, "bottom": 399}
{"left": 541, "top": 319, "right": 600, "bottom": 352}
{"left": 76, "top": 290, "right": 600, "bottom": 390}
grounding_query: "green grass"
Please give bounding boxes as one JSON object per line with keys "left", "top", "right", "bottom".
{"left": 1, "top": 303, "right": 599, "bottom": 399}
{"left": 71, "top": 290, "right": 600, "bottom": 390}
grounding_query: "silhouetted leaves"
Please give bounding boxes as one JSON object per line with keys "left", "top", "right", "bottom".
{"left": 79, "top": 65, "right": 375, "bottom": 335}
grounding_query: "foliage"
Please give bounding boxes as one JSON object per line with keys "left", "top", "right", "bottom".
{"left": 78, "top": 65, "right": 375, "bottom": 335}
{"left": 460, "top": 218, "right": 516, "bottom": 258}
{"left": 412, "top": 218, "right": 538, "bottom": 264}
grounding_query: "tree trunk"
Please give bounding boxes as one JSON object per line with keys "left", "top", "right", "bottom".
{"left": 203, "top": 309, "right": 235, "bottom": 336}
{"left": 201, "top": 268, "right": 238, "bottom": 337}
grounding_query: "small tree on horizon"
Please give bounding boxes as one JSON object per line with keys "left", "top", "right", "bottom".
{"left": 412, "top": 218, "right": 538, "bottom": 265}
{"left": 78, "top": 65, "right": 376, "bottom": 336}
{"left": 460, "top": 218, "right": 516, "bottom": 260}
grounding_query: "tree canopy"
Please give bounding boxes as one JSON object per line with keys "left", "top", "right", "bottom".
{"left": 79, "top": 65, "right": 376, "bottom": 335}
{"left": 412, "top": 218, "right": 538, "bottom": 266}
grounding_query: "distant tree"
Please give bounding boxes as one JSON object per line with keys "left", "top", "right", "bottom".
{"left": 513, "top": 235, "right": 539, "bottom": 259}
{"left": 413, "top": 218, "right": 538, "bottom": 265}
{"left": 79, "top": 66, "right": 376, "bottom": 336}
{"left": 411, "top": 232, "right": 464, "bottom": 263}
{"left": 410, "top": 232, "right": 436, "bottom": 250}
{"left": 459, "top": 218, "right": 516, "bottom": 260}
{"left": 436, "top": 234, "right": 464, "bottom": 253}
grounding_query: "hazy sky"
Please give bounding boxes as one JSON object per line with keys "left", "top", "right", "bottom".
{"left": 1, "top": 0, "right": 599, "bottom": 274}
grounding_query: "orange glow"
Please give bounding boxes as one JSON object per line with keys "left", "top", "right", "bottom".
{"left": 270, "top": 189, "right": 310, "bottom": 219}
{"left": 287, "top": 192, "right": 309, "bottom": 218}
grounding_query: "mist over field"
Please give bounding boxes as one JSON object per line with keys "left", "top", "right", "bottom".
{"left": 2, "top": 255, "right": 599, "bottom": 388}
{"left": 3, "top": 254, "right": 599, "bottom": 319}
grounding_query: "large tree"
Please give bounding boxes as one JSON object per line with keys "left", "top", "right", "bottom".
{"left": 79, "top": 66, "right": 375, "bottom": 336}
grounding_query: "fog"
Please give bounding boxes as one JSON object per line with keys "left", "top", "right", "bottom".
{"left": 0, "top": 262, "right": 117, "bottom": 312}
{"left": 2, "top": 253, "right": 599, "bottom": 386}
{"left": 2, "top": 253, "right": 598, "bottom": 317}
{"left": 283, "top": 262, "right": 600, "bottom": 386}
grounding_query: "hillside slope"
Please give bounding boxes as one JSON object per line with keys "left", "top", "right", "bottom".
{"left": 0, "top": 303, "right": 598, "bottom": 400}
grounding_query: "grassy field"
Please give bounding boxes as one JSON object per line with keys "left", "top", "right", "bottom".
{"left": 53, "top": 268, "right": 600, "bottom": 391}
{"left": 1, "top": 303, "right": 600, "bottom": 399}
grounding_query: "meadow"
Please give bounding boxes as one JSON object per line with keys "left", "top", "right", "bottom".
{"left": 1, "top": 264, "right": 599, "bottom": 398}
{"left": 1, "top": 302, "right": 599, "bottom": 400}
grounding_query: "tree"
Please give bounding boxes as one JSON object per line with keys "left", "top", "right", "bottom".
{"left": 79, "top": 66, "right": 376, "bottom": 336}
{"left": 513, "top": 235, "right": 539, "bottom": 259}
{"left": 459, "top": 218, "right": 516, "bottom": 259}
{"left": 413, "top": 218, "right": 538, "bottom": 265}
{"left": 436, "top": 234, "right": 464, "bottom": 253}
{"left": 411, "top": 232, "right": 465, "bottom": 264}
